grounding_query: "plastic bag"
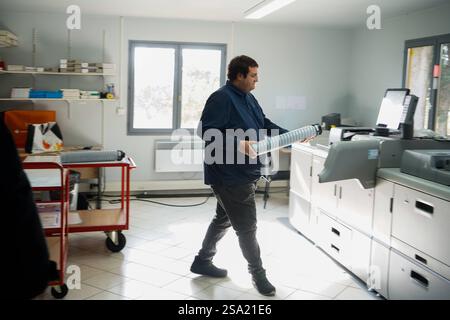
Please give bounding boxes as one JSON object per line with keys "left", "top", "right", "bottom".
{"left": 25, "top": 122, "right": 63, "bottom": 153}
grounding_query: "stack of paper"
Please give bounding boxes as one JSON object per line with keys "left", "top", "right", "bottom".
{"left": 11, "top": 87, "right": 31, "bottom": 98}
{"left": 94, "top": 63, "right": 115, "bottom": 75}
{"left": 68, "top": 212, "right": 82, "bottom": 225}
{"left": 59, "top": 59, "right": 89, "bottom": 73}
{"left": 58, "top": 59, "right": 115, "bottom": 74}
{"left": 25, "top": 66, "right": 44, "bottom": 72}
{"left": 80, "top": 90, "right": 100, "bottom": 99}
{"left": 37, "top": 203, "right": 61, "bottom": 229}
{"left": 6, "top": 64, "right": 25, "bottom": 71}
{"left": 61, "top": 88, "right": 80, "bottom": 99}
{"left": 0, "top": 30, "right": 18, "bottom": 47}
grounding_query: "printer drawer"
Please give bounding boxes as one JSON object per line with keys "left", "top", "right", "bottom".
{"left": 392, "top": 184, "right": 450, "bottom": 265}
{"left": 316, "top": 211, "right": 351, "bottom": 266}
{"left": 388, "top": 250, "right": 450, "bottom": 300}
{"left": 391, "top": 237, "right": 450, "bottom": 281}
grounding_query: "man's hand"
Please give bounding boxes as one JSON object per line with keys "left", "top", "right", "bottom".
{"left": 239, "top": 140, "right": 257, "bottom": 159}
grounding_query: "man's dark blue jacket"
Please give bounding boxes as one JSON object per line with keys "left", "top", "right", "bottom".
{"left": 198, "top": 81, "right": 288, "bottom": 186}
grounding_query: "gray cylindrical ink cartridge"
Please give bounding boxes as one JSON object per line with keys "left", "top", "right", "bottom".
{"left": 61, "top": 150, "right": 125, "bottom": 163}
{"left": 251, "top": 124, "right": 322, "bottom": 156}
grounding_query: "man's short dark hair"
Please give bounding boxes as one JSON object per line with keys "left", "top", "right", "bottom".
{"left": 227, "top": 55, "right": 259, "bottom": 81}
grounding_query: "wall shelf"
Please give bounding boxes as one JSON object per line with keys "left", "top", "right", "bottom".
{"left": 0, "top": 70, "right": 115, "bottom": 76}
{"left": 0, "top": 98, "right": 119, "bottom": 120}
{"left": 0, "top": 42, "right": 18, "bottom": 48}
{"left": 0, "top": 98, "right": 117, "bottom": 101}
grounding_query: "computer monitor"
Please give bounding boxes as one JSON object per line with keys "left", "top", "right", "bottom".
{"left": 376, "top": 88, "right": 410, "bottom": 130}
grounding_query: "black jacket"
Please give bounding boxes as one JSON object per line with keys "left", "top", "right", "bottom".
{"left": 198, "top": 81, "right": 288, "bottom": 186}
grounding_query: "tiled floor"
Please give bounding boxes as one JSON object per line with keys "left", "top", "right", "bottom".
{"left": 35, "top": 192, "right": 382, "bottom": 300}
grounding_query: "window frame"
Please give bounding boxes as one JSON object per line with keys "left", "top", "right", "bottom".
{"left": 402, "top": 33, "right": 450, "bottom": 131}
{"left": 127, "top": 40, "right": 227, "bottom": 135}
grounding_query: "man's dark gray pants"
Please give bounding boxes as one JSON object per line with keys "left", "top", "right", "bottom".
{"left": 197, "top": 182, "right": 264, "bottom": 275}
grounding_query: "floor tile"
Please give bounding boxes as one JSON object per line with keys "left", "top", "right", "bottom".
{"left": 108, "top": 279, "right": 158, "bottom": 299}
{"left": 163, "top": 277, "right": 211, "bottom": 296}
{"left": 285, "top": 290, "right": 332, "bottom": 300}
{"left": 109, "top": 262, "right": 182, "bottom": 287}
{"left": 334, "top": 286, "right": 381, "bottom": 300}
{"left": 246, "top": 284, "right": 296, "bottom": 300}
{"left": 87, "top": 291, "right": 130, "bottom": 300}
{"left": 193, "top": 285, "right": 245, "bottom": 300}
{"left": 135, "top": 286, "right": 189, "bottom": 300}
{"left": 157, "top": 246, "right": 193, "bottom": 260}
{"left": 83, "top": 271, "right": 129, "bottom": 290}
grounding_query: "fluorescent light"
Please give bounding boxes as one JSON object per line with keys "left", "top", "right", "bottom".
{"left": 244, "top": 0, "right": 296, "bottom": 19}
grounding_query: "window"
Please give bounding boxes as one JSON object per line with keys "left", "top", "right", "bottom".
{"left": 128, "top": 41, "right": 226, "bottom": 134}
{"left": 403, "top": 33, "right": 450, "bottom": 136}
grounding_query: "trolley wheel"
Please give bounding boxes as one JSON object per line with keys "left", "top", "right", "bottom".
{"left": 51, "top": 284, "right": 68, "bottom": 299}
{"left": 106, "top": 232, "right": 126, "bottom": 252}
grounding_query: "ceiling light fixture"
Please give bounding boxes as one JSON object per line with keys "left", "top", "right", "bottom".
{"left": 244, "top": 0, "right": 296, "bottom": 19}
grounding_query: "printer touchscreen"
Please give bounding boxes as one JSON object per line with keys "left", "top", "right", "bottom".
{"left": 376, "top": 89, "right": 409, "bottom": 129}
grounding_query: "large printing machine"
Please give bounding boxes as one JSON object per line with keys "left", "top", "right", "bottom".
{"left": 288, "top": 89, "right": 450, "bottom": 299}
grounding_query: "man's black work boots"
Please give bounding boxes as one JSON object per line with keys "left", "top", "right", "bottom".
{"left": 252, "top": 270, "right": 276, "bottom": 296}
{"left": 190, "top": 256, "right": 228, "bottom": 278}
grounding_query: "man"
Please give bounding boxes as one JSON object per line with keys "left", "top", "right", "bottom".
{"left": 190, "top": 55, "right": 289, "bottom": 296}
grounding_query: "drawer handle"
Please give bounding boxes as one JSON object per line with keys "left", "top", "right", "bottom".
{"left": 410, "top": 270, "right": 429, "bottom": 289}
{"left": 331, "top": 244, "right": 340, "bottom": 252}
{"left": 415, "top": 200, "right": 434, "bottom": 215}
{"left": 415, "top": 254, "right": 427, "bottom": 265}
{"left": 331, "top": 227, "right": 340, "bottom": 236}
{"left": 334, "top": 184, "right": 337, "bottom": 196}
{"left": 339, "top": 186, "right": 342, "bottom": 199}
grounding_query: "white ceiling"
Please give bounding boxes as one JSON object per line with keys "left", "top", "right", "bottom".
{"left": 0, "top": 0, "right": 449, "bottom": 27}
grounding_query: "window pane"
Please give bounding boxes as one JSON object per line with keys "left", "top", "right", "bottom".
{"left": 436, "top": 43, "right": 450, "bottom": 136}
{"left": 133, "top": 47, "right": 175, "bottom": 129}
{"left": 181, "top": 49, "right": 222, "bottom": 128}
{"left": 405, "top": 46, "right": 434, "bottom": 130}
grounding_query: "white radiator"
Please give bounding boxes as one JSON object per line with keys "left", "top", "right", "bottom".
{"left": 154, "top": 140, "right": 204, "bottom": 173}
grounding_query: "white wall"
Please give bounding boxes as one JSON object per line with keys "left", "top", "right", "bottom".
{"left": 0, "top": 12, "right": 352, "bottom": 188}
{"left": 347, "top": 2, "right": 450, "bottom": 126}
{"left": 232, "top": 23, "right": 352, "bottom": 128}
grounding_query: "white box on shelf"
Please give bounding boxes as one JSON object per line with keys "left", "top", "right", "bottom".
{"left": 11, "top": 87, "right": 31, "bottom": 98}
